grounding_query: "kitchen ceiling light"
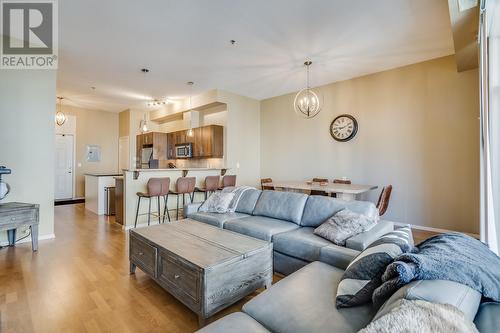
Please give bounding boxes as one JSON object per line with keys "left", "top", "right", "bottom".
{"left": 139, "top": 113, "right": 148, "bottom": 133}
{"left": 55, "top": 97, "right": 67, "bottom": 126}
{"left": 293, "top": 60, "right": 322, "bottom": 119}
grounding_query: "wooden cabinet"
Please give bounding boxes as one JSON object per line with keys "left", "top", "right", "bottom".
{"left": 166, "top": 125, "right": 223, "bottom": 159}
{"left": 136, "top": 132, "right": 168, "bottom": 168}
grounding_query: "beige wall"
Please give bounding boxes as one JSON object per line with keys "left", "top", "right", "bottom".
{"left": 0, "top": 70, "right": 57, "bottom": 242}
{"left": 261, "top": 56, "right": 479, "bottom": 234}
{"left": 61, "top": 105, "right": 119, "bottom": 197}
{"left": 119, "top": 109, "right": 130, "bottom": 137}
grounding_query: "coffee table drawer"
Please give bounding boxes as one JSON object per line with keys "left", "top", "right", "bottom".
{"left": 158, "top": 252, "right": 201, "bottom": 306}
{"left": 130, "top": 235, "right": 157, "bottom": 277}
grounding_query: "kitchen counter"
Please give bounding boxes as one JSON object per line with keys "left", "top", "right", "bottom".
{"left": 124, "top": 168, "right": 228, "bottom": 172}
{"left": 85, "top": 172, "right": 123, "bottom": 177}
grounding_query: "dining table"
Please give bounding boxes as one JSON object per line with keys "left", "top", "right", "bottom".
{"left": 268, "top": 181, "right": 378, "bottom": 201}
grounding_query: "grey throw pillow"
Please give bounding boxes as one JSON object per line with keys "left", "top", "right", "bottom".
{"left": 335, "top": 226, "right": 414, "bottom": 308}
{"left": 314, "top": 209, "right": 377, "bottom": 246}
{"left": 198, "top": 192, "right": 235, "bottom": 213}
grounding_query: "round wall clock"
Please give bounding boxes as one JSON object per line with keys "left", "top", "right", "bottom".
{"left": 330, "top": 114, "right": 358, "bottom": 142}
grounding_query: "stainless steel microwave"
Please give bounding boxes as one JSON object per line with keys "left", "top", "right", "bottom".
{"left": 175, "top": 143, "right": 192, "bottom": 158}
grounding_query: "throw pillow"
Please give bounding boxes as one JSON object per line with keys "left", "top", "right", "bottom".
{"left": 314, "top": 209, "right": 377, "bottom": 246}
{"left": 198, "top": 192, "right": 235, "bottom": 213}
{"left": 335, "top": 226, "right": 414, "bottom": 308}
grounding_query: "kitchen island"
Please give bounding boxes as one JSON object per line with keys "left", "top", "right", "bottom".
{"left": 122, "top": 168, "right": 228, "bottom": 229}
{"left": 85, "top": 173, "right": 123, "bottom": 215}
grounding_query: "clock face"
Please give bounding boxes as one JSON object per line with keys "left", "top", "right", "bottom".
{"left": 330, "top": 114, "right": 358, "bottom": 142}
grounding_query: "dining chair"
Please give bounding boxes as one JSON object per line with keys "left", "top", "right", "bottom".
{"left": 261, "top": 178, "right": 274, "bottom": 190}
{"left": 331, "top": 178, "right": 352, "bottom": 198}
{"left": 376, "top": 185, "right": 393, "bottom": 216}
{"left": 310, "top": 178, "right": 328, "bottom": 196}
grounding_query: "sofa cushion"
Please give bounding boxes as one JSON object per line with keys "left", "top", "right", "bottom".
{"left": 474, "top": 302, "right": 500, "bottom": 333}
{"left": 224, "top": 215, "right": 300, "bottom": 241}
{"left": 300, "top": 196, "right": 379, "bottom": 227}
{"left": 242, "top": 261, "right": 376, "bottom": 333}
{"left": 273, "top": 227, "right": 331, "bottom": 262}
{"left": 189, "top": 212, "right": 249, "bottom": 228}
{"left": 235, "top": 189, "right": 262, "bottom": 214}
{"left": 196, "top": 312, "right": 270, "bottom": 333}
{"left": 373, "top": 280, "right": 482, "bottom": 322}
{"left": 319, "top": 245, "right": 360, "bottom": 270}
{"left": 336, "top": 226, "right": 413, "bottom": 308}
{"left": 345, "top": 220, "right": 394, "bottom": 251}
{"left": 273, "top": 251, "right": 310, "bottom": 276}
{"left": 252, "top": 190, "right": 308, "bottom": 224}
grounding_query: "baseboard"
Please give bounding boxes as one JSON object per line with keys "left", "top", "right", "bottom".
{"left": 55, "top": 198, "right": 85, "bottom": 206}
{"left": 0, "top": 233, "right": 56, "bottom": 247}
{"left": 393, "top": 222, "right": 479, "bottom": 238}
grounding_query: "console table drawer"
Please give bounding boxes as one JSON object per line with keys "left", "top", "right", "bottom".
{"left": 158, "top": 252, "right": 201, "bottom": 308}
{"left": 0, "top": 209, "right": 37, "bottom": 226}
{"left": 130, "top": 235, "right": 157, "bottom": 277}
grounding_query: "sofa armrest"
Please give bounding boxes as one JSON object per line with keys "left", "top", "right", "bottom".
{"left": 196, "top": 312, "right": 270, "bottom": 333}
{"left": 183, "top": 203, "right": 202, "bottom": 218}
{"left": 345, "top": 220, "right": 394, "bottom": 251}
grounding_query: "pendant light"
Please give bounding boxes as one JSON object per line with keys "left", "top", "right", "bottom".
{"left": 186, "top": 81, "right": 194, "bottom": 137}
{"left": 139, "top": 113, "right": 149, "bottom": 133}
{"left": 55, "top": 97, "right": 67, "bottom": 126}
{"left": 293, "top": 60, "right": 322, "bottom": 119}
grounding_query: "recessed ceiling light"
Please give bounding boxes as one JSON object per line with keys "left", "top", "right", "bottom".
{"left": 230, "top": 40, "right": 236, "bottom": 45}
{"left": 141, "top": 68, "right": 150, "bottom": 73}
{"left": 90, "top": 86, "right": 96, "bottom": 90}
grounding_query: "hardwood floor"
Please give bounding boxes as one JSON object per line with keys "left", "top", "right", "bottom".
{"left": 0, "top": 204, "right": 260, "bottom": 333}
{"left": 0, "top": 204, "right": 436, "bottom": 332}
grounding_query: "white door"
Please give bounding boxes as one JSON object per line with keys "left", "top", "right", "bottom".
{"left": 55, "top": 134, "right": 74, "bottom": 199}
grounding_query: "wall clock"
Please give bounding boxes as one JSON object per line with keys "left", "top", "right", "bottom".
{"left": 330, "top": 114, "right": 358, "bottom": 142}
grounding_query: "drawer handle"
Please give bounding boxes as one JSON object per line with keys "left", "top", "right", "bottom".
{"left": 138, "top": 252, "right": 144, "bottom": 256}
{"left": 174, "top": 274, "right": 180, "bottom": 279}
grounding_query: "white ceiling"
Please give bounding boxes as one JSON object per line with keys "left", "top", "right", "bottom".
{"left": 57, "top": 0, "right": 455, "bottom": 112}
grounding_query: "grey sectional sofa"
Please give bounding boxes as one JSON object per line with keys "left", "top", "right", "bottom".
{"left": 184, "top": 189, "right": 393, "bottom": 274}
{"left": 198, "top": 261, "right": 499, "bottom": 333}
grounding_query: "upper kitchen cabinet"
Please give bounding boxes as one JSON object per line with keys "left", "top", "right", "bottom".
{"left": 166, "top": 125, "right": 223, "bottom": 159}
{"left": 136, "top": 132, "right": 168, "bottom": 167}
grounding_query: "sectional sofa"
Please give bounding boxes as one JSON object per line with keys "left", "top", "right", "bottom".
{"left": 186, "top": 189, "right": 500, "bottom": 333}
{"left": 184, "top": 189, "right": 393, "bottom": 274}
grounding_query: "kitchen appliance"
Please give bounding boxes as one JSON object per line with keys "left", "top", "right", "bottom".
{"left": 104, "top": 186, "right": 116, "bottom": 216}
{"left": 175, "top": 143, "right": 193, "bottom": 158}
{"left": 140, "top": 147, "right": 153, "bottom": 168}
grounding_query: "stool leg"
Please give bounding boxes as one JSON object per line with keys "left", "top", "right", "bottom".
{"left": 205, "top": 191, "right": 207, "bottom": 200}
{"left": 148, "top": 198, "right": 151, "bottom": 226}
{"left": 157, "top": 196, "right": 161, "bottom": 224}
{"left": 176, "top": 194, "right": 179, "bottom": 220}
{"left": 163, "top": 195, "right": 170, "bottom": 223}
{"left": 134, "top": 197, "right": 141, "bottom": 228}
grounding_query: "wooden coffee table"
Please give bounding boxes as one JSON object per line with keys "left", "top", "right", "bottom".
{"left": 129, "top": 219, "right": 273, "bottom": 326}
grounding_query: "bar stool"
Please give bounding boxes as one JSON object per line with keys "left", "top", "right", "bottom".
{"left": 220, "top": 175, "right": 236, "bottom": 189}
{"left": 332, "top": 178, "right": 352, "bottom": 198}
{"left": 310, "top": 178, "right": 328, "bottom": 196}
{"left": 261, "top": 178, "right": 274, "bottom": 190}
{"left": 169, "top": 177, "right": 196, "bottom": 220}
{"left": 195, "top": 175, "right": 220, "bottom": 200}
{"left": 134, "top": 177, "right": 170, "bottom": 228}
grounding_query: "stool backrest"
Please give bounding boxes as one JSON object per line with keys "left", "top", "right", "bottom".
{"left": 176, "top": 177, "right": 196, "bottom": 194}
{"left": 222, "top": 175, "right": 236, "bottom": 187}
{"left": 205, "top": 176, "right": 220, "bottom": 191}
{"left": 147, "top": 177, "right": 170, "bottom": 196}
{"left": 313, "top": 178, "right": 328, "bottom": 183}
{"left": 261, "top": 178, "right": 273, "bottom": 190}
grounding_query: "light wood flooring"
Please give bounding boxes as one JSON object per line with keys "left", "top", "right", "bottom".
{"left": 0, "top": 204, "right": 436, "bottom": 333}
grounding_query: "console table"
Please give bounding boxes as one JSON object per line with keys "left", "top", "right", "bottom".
{"left": 0, "top": 202, "right": 39, "bottom": 251}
